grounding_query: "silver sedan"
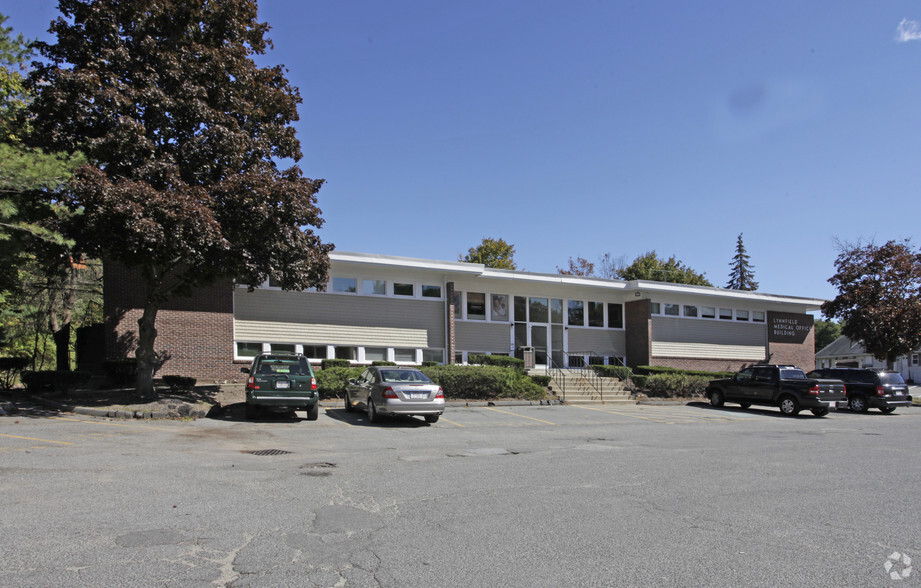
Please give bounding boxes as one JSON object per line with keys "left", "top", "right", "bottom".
{"left": 344, "top": 366, "right": 445, "bottom": 423}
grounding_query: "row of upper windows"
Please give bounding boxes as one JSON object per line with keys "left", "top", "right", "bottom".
{"left": 651, "top": 302, "right": 766, "bottom": 323}
{"left": 236, "top": 342, "right": 444, "bottom": 364}
{"left": 455, "top": 293, "right": 624, "bottom": 329}
{"left": 266, "top": 276, "right": 444, "bottom": 299}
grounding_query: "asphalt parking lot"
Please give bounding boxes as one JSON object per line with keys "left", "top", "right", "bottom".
{"left": 2, "top": 403, "right": 920, "bottom": 586}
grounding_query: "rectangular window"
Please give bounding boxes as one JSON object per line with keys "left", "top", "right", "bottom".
{"left": 608, "top": 303, "right": 623, "bottom": 328}
{"left": 363, "top": 279, "right": 386, "bottom": 295}
{"left": 394, "top": 348, "right": 416, "bottom": 363}
{"left": 422, "top": 285, "right": 441, "bottom": 298}
{"left": 335, "top": 346, "right": 357, "bottom": 360}
{"left": 701, "top": 306, "right": 716, "bottom": 319}
{"left": 365, "top": 347, "right": 387, "bottom": 362}
{"left": 394, "top": 282, "right": 414, "bottom": 296}
{"left": 736, "top": 310, "right": 750, "bottom": 321}
{"left": 237, "top": 342, "right": 262, "bottom": 358}
{"left": 423, "top": 349, "right": 444, "bottom": 363}
{"left": 588, "top": 302, "right": 604, "bottom": 327}
{"left": 719, "top": 308, "right": 733, "bottom": 320}
{"left": 491, "top": 294, "right": 509, "bottom": 321}
{"left": 684, "top": 305, "right": 698, "bottom": 318}
{"left": 650, "top": 302, "right": 661, "bottom": 315}
{"left": 332, "top": 277, "right": 357, "bottom": 293}
{"left": 530, "top": 298, "right": 549, "bottom": 323}
{"left": 550, "top": 299, "right": 563, "bottom": 324}
{"left": 302, "top": 345, "right": 326, "bottom": 359}
{"left": 467, "top": 292, "right": 486, "bottom": 320}
{"left": 912, "top": 354, "right": 919, "bottom": 366}
{"left": 664, "top": 304, "right": 679, "bottom": 316}
{"left": 452, "top": 291, "right": 462, "bottom": 317}
{"left": 568, "top": 300, "right": 584, "bottom": 326}
{"left": 270, "top": 343, "right": 295, "bottom": 353}
{"left": 514, "top": 296, "right": 527, "bottom": 322}
{"left": 752, "top": 311, "right": 765, "bottom": 323}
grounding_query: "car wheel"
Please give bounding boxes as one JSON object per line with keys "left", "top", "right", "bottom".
{"left": 367, "top": 399, "right": 378, "bottom": 423}
{"left": 739, "top": 402, "right": 751, "bottom": 409}
{"left": 811, "top": 407, "right": 829, "bottom": 417}
{"left": 306, "top": 404, "right": 319, "bottom": 421}
{"left": 343, "top": 392, "right": 354, "bottom": 412}
{"left": 849, "top": 395, "right": 869, "bottom": 413}
{"left": 880, "top": 406, "right": 896, "bottom": 414}
{"left": 424, "top": 414, "right": 440, "bottom": 423}
{"left": 779, "top": 396, "right": 800, "bottom": 416}
{"left": 709, "top": 389, "right": 724, "bottom": 407}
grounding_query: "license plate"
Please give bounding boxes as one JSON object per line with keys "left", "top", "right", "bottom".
{"left": 409, "top": 393, "right": 427, "bottom": 399}
{"left": 823, "top": 399, "right": 839, "bottom": 408}
{"left": 276, "top": 380, "right": 290, "bottom": 389}
{"left": 895, "top": 391, "right": 904, "bottom": 396}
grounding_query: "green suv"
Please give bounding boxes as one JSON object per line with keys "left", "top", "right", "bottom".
{"left": 240, "top": 352, "right": 319, "bottom": 420}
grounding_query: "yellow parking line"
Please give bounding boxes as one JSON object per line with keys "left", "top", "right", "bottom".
{"left": 50, "top": 416, "right": 175, "bottom": 431}
{"left": 438, "top": 416, "right": 464, "bottom": 427}
{"left": 485, "top": 407, "right": 556, "bottom": 425}
{"left": 572, "top": 405, "right": 672, "bottom": 422}
{"left": 0, "top": 433, "right": 75, "bottom": 445}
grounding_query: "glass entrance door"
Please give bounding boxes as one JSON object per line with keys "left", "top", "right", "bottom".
{"left": 531, "top": 325, "right": 548, "bottom": 366}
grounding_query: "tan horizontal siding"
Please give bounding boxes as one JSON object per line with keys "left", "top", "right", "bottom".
{"left": 651, "top": 341, "right": 766, "bottom": 360}
{"left": 234, "top": 289, "right": 444, "bottom": 347}
{"left": 568, "top": 329, "right": 626, "bottom": 355}
{"left": 456, "top": 322, "right": 512, "bottom": 352}
{"left": 652, "top": 317, "right": 765, "bottom": 346}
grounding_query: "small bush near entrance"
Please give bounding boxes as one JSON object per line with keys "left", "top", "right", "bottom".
{"left": 21, "top": 370, "right": 92, "bottom": 394}
{"left": 591, "top": 365, "right": 633, "bottom": 380}
{"left": 371, "top": 361, "right": 397, "bottom": 366}
{"left": 643, "top": 374, "right": 711, "bottom": 398}
{"left": 529, "top": 374, "right": 552, "bottom": 387}
{"left": 467, "top": 354, "right": 525, "bottom": 371}
{"left": 421, "top": 365, "right": 545, "bottom": 401}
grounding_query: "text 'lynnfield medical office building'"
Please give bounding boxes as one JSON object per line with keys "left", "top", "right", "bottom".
{"left": 104, "top": 251, "right": 822, "bottom": 380}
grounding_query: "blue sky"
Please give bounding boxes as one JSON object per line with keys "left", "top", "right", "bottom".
{"left": 5, "top": 1, "right": 921, "bottom": 301}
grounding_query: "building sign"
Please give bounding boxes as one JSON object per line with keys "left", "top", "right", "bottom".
{"left": 767, "top": 312, "right": 813, "bottom": 344}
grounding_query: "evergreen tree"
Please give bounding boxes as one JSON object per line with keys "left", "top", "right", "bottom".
{"left": 726, "top": 233, "right": 759, "bottom": 290}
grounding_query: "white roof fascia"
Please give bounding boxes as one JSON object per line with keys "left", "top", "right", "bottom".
{"left": 479, "top": 268, "right": 629, "bottom": 290}
{"left": 330, "top": 251, "right": 484, "bottom": 275}
{"left": 630, "top": 280, "right": 826, "bottom": 308}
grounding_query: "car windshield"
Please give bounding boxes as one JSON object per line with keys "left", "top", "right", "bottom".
{"left": 780, "top": 369, "right": 807, "bottom": 380}
{"left": 880, "top": 373, "right": 905, "bottom": 385}
{"left": 380, "top": 369, "right": 433, "bottom": 384}
{"left": 258, "top": 358, "right": 311, "bottom": 375}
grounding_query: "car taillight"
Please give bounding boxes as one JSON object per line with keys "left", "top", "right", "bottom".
{"left": 435, "top": 387, "right": 444, "bottom": 399}
{"left": 877, "top": 385, "right": 886, "bottom": 396}
{"left": 808, "top": 384, "right": 820, "bottom": 395}
{"left": 310, "top": 377, "right": 317, "bottom": 391}
{"left": 247, "top": 376, "right": 259, "bottom": 390}
{"left": 383, "top": 387, "right": 398, "bottom": 399}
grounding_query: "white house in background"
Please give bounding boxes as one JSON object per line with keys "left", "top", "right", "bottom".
{"left": 815, "top": 335, "right": 921, "bottom": 383}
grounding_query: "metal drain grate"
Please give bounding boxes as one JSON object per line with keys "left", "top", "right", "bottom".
{"left": 246, "top": 449, "right": 293, "bottom": 456}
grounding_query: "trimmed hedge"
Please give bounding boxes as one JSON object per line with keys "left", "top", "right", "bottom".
{"left": 321, "top": 359, "right": 351, "bottom": 369}
{"left": 371, "top": 361, "right": 397, "bottom": 366}
{"left": 529, "top": 374, "right": 552, "bottom": 387}
{"left": 421, "top": 365, "right": 545, "bottom": 400}
{"left": 633, "top": 365, "right": 734, "bottom": 379}
{"left": 591, "top": 365, "right": 633, "bottom": 380}
{"left": 467, "top": 354, "right": 525, "bottom": 371}
{"left": 21, "top": 370, "right": 92, "bottom": 393}
{"left": 315, "top": 366, "right": 363, "bottom": 398}
{"left": 643, "top": 374, "right": 711, "bottom": 398}
{"left": 162, "top": 375, "right": 197, "bottom": 392}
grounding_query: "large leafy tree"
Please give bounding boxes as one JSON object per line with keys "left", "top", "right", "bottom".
{"left": 461, "top": 237, "right": 517, "bottom": 269}
{"left": 822, "top": 239, "right": 921, "bottom": 369}
{"left": 27, "top": 0, "right": 332, "bottom": 398}
{"left": 557, "top": 256, "right": 594, "bottom": 276}
{"left": 615, "top": 251, "right": 713, "bottom": 286}
{"left": 814, "top": 318, "right": 843, "bottom": 352}
{"left": 726, "top": 233, "right": 758, "bottom": 291}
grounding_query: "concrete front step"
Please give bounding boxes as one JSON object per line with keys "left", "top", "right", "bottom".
{"left": 562, "top": 397, "right": 635, "bottom": 405}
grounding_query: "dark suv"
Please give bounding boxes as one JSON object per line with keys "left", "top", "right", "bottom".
{"left": 806, "top": 368, "right": 912, "bottom": 413}
{"left": 240, "top": 352, "right": 319, "bottom": 420}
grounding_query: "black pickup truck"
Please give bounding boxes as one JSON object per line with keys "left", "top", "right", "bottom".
{"left": 706, "top": 365, "right": 847, "bottom": 417}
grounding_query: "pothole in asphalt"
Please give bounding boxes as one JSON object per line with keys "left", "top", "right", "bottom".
{"left": 447, "top": 448, "right": 519, "bottom": 457}
{"left": 299, "top": 462, "right": 336, "bottom": 476}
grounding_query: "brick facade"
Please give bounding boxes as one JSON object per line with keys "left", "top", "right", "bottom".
{"left": 104, "top": 263, "right": 239, "bottom": 382}
{"left": 650, "top": 357, "right": 754, "bottom": 373}
{"left": 767, "top": 336, "right": 816, "bottom": 369}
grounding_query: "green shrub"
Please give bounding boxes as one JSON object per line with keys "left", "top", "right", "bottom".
{"left": 591, "top": 365, "right": 633, "bottom": 380}
{"left": 162, "top": 375, "right": 197, "bottom": 392}
{"left": 0, "top": 356, "right": 31, "bottom": 391}
{"left": 21, "top": 370, "right": 92, "bottom": 394}
{"left": 371, "top": 361, "right": 397, "bottom": 366}
{"left": 421, "top": 365, "right": 545, "bottom": 401}
{"left": 103, "top": 358, "right": 137, "bottom": 386}
{"left": 631, "top": 374, "right": 648, "bottom": 390}
{"left": 643, "top": 374, "right": 710, "bottom": 398}
{"left": 315, "top": 366, "right": 363, "bottom": 398}
{"left": 633, "top": 365, "right": 734, "bottom": 379}
{"left": 467, "top": 354, "right": 525, "bottom": 371}
{"left": 421, "top": 361, "right": 439, "bottom": 367}
{"left": 320, "top": 359, "right": 351, "bottom": 369}
{"left": 529, "top": 374, "right": 552, "bottom": 387}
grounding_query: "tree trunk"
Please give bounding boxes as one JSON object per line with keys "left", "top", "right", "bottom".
{"left": 135, "top": 302, "right": 160, "bottom": 401}
{"left": 54, "top": 325, "right": 71, "bottom": 371}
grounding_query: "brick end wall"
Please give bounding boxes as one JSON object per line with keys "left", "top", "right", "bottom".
{"left": 768, "top": 336, "right": 817, "bottom": 370}
{"left": 650, "top": 357, "right": 755, "bottom": 373}
{"left": 104, "top": 263, "right": 239, "bottom": 381}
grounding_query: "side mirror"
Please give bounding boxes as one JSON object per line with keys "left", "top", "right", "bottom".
{"left": 240, "top": 367, "right": 250, "bottom": 374}
{"left": 348, "top": 378, "right": 357, "bottom": 385}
